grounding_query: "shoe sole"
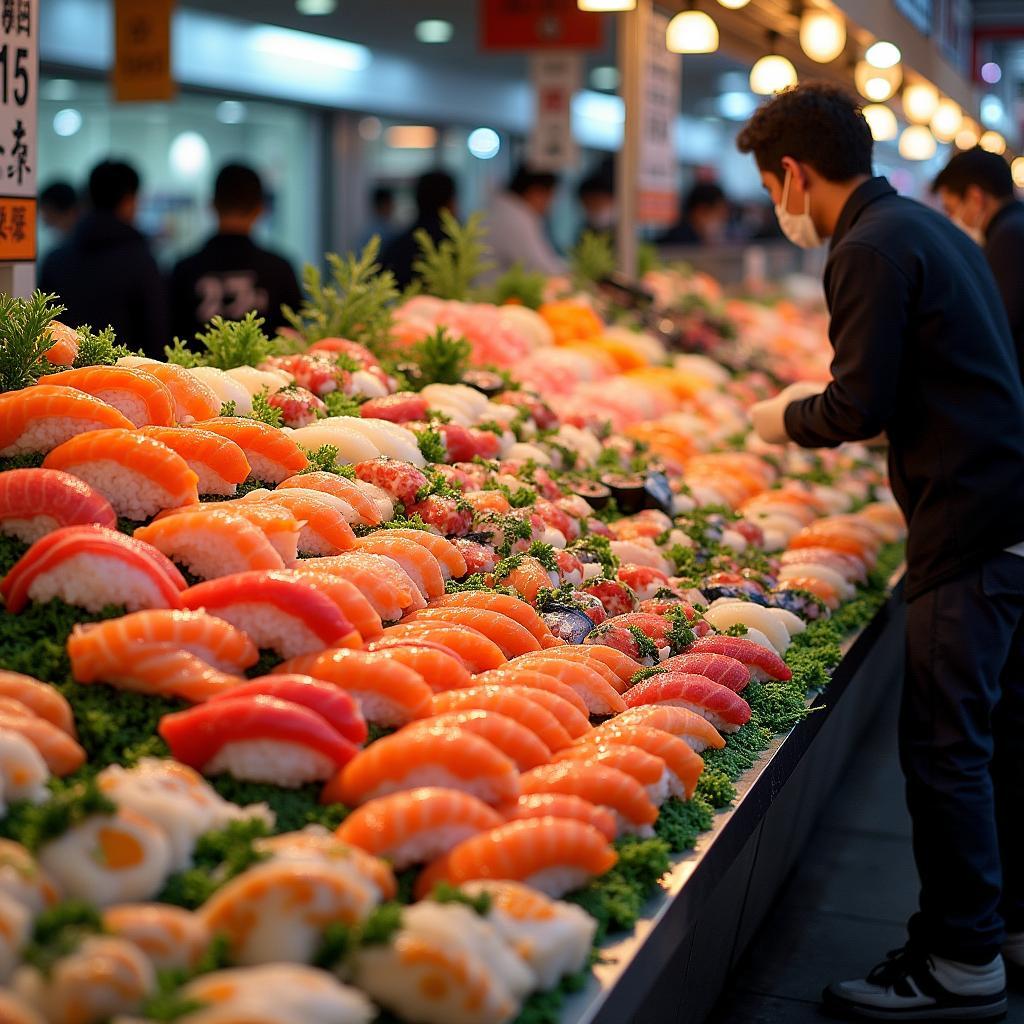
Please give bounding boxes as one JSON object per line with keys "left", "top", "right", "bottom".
{"left": 821, "top": 989, "right": 1008, "bottom": 1022}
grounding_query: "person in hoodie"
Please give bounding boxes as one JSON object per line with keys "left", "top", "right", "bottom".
{"left": 40, "top": 160, "right": 167, "bottom": 359}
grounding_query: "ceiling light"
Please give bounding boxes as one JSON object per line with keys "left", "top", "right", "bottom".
{"left": 898, "top": 124, "right": 936, "bottom": 161}
{"left": 862, "top": 104, "right": 897, "bottom": 141}
{"left": 855, "top": 60, "right": 901, "bottom": 102}
{"left": 750, "top": 53, "right": 797, "bottom": 95}
{"left": 169, "top": 131, "right": 211, "bottom": 178}
{"left": 467, "top": 127, "right": 500, "bottom": 160}
{"left": 52, "top": 108, "right": 82, "bottom": 138}
{"left": 717, "top": 0, "right": 751, "bottom": 8}
{"left": 249, "top": 27, "right": 370, "bottom": 70}
{"left": 1011, "top": 156, "right": 1024, "bottom": 189}
{"left": 385, "top": 125, "right": 438, "bottom": 149}
{"left": 979, "top": 130, "right": 1006, "bottom": 155}
{"left": 577, "top": 0, "right": 636, "bottom": 10}
{"left": 955, "top": 121, "right": 980, "bottom": 150}
{"left": 415, "top": 19, "right": 453, "bottom": 44}
{"left": 980, "top": 62, "right": 1001, "bottom": 85}
{"left": 718, "top": 91, "right": 758, "bottom": 120}
{"left": 666, "top": 10, "right": 719, "bottom": 54}
{"left": 930, "top": 99, "right": 962, "bottom": 143}
{"left": 980, "top": 94, "right": 1005, "bottom": 128}
{"left": 295, "top": 0, "right": 336, "bottom": 13}
{"left": 41, "top": 79, "right": 77, "bottom": 101}
{"left": 589, "top": 65, "right": 620, "bottom": 91}
{"left": 865, "top": 40, "right": 901, "bottom": 69}
{"left": 799, "top": 10, "right": 846, "bottom": 64}
{"left": 902, "top": 81, "right": 939, "bottom": 124}
{"left": 216, "top": 100, "right": 247, "bottom": 125}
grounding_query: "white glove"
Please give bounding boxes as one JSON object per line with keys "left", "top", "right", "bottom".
{"left": 750, "top": 381, "right": 826, "bottom": 445}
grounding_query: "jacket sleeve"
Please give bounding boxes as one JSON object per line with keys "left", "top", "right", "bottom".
{"left": 985, "top": 232, "right": 1024, "bottom": 352}
{"left": 784, "top": 241, "right": 908, "bottom": 448}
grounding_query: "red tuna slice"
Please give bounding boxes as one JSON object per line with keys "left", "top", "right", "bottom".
{"left": 622, "top": 673, "right": 752, "bottom": 734}
{"left": 438, "top": 423, "right": 501, "bottom": 463}
{"left": 685, "top": 634, "right": 792, "bottom": 682}
{"left": 360, "top": 392, "right": 430, "bottom": 424}
{"left": 658, "top": 652, "right": 751, "bottom": 692}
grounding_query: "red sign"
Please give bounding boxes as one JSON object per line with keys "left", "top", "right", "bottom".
{"left": 481, "top": 0, "right": 604, "bottom": 50}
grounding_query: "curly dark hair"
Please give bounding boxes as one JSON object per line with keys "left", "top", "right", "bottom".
{"left": 736, "top": 81, "right": 873, "bottom": 182}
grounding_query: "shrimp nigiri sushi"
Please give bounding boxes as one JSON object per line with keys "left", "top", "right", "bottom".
{"left": 180, "top": 571, "right": 361, "bottom": 659}
{"left": 42, "top": 428, "right": 199, "bottom": 520}
{"left": 197, "top": 416, "right": 308, "bottom": 483}
{"left": 159, "top": 695, "right": 360, "bottom": 787}
{"left": 323, "top": 725, "right": 520, "bottom": 807}
{"left": 622, "top": 673, "right": 752, "bottom": 733}
{"left": 497, "top": 793, "right": 617, "bottom": 842}
{"left": 137, "top": 426, "right": 250, "bottom": 496}
{"left": 336, "top": 787, "right": 503, "bottom": 869}
{"left": 364, "top": 638, "right": 472, "bottom": 692}
{"left": 415, "top": 817, "right": 617, "bottom": 899}
{"left": 685, "top": 634, "right": 792, "bottom": 682}
{"left": 243, "top": 487, "right": 357, "bottom": 555}
{"left": 583, "top": 722, "right": 705, "bottom": 798}
{"left": 410, "top": 709, "right": 551, "bottom": 771}
{"left": 0, "top": 384, "right": 133, "bottom": 456}
{"left": 0, "top": 468, "right": 116, "bottom": 543}
{"left": 0, "top": 671, "right": 76, "bottom": 736}
{"left": 118, "top": 358, "right": 221, "bottom": 424}
{"left": 0, "top": 525, "right": 185, "bottom": 613}
{"left": 37, "top": 365, "right": 176, "bottom": 427}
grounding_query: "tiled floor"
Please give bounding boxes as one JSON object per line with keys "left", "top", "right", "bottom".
{"left": 710, "top": 688, "right": 1024, "bottom": 1023}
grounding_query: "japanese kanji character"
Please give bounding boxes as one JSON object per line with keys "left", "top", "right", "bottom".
{"left": 11, "top": 204, "right": 24, "bottom": 241}
{"left": 16, "top": 0, "right": 29, "bottom": 36}
{"left": 1, "top": 0, "right": 13, "bottom": 34}
{"left": 8, "top": 119, "right": 29, "bottom": 186}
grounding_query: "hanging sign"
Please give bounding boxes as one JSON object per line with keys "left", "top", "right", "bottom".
{"left": 481, "top": 0, "right": 603, "bottom": 50}
{"left": 637, "top": 9, "right": 679, "bottom": 225}
{"left": 113, "top": 0, "right": 175, "bottom": 103}
{"left": 0, "top": 0, "right": 37, "bottom": 264}
{"left": 527, "top": 51, "right": 582, "bottom": 171}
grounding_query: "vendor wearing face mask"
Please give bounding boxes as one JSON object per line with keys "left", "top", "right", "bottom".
{"left": 933, "top": 148, "right": 1024, "bottom": 374}
{"left": 740, "top": 82, "right": 1024, "bottom": 1023}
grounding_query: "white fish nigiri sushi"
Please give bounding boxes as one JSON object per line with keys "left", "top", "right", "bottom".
{"left": 186, "top": 366, "right": 253, "bottom": 415}
{"left": 341, "top": 417, "right": 425, "bottom": 467}
{"left": 225, "top": 365, "right": 292, "bottom": 396}
{"left": 703, "top": 601, "right": 791, "bottom": 654}
{"left": 287, "top": 421, "right": 379, "bottom": 464}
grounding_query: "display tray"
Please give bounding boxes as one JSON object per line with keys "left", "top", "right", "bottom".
{"left": 561, "top": 583, "right": 907, "bottom": 1024}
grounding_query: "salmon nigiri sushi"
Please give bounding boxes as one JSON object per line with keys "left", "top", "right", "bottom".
{"left": 408, "top": 607, "right": 543, "bottom": 659}
{"left": 364, "top": 638, "right": 472, "bottom": 692}
{"left": 243, "top": 488, "right": 357, "bottom": 556}
{"left": 0, "top": 467, "right": 116, "bottom": 543}
{"left": 583, "top": 722, "right": 705, "bottom": 798}
{"left": 474, "top": 668, "right": 591, "bottom": 720}
{"left": 278, "top": 472, "right": 387, "bottom": 527}
{"left": 382, "top": 529, "right": 467, "bottom": 580}
{"left": 0, "top": 384, "right": 133, "bottom": 456}
{"left": 323, "top": 725, "right": 520, "bottom": 807}
{"left": 180, "top": 571, "right": 361, "bottom": 659}
{"left": 497, "top": 793, "right": 617, "bottom": 842}
{"left": 381, "top": 621, "right": 507, "bottom": 674}
{"left": 411, "top": 709, "right": 551, "bottom": 771}
{"left": 1, "top": 525, "right": 185, "bottom": 613}
{"left": 117, "top": 358, "right": 221, "bottom": 424}
{"left": 0, "top": 671, "right": 76, "bottom": 736}
{"left": 612, "top": 704, "right": 725, "bottom": 752}
{"left": 160, "top": 695, "right": 360, "bottom": 787}
{"left": 354, "top": 535, "right": 445, "bottom": 601}
{"left": 137, "top": 426, "right": 250, "bottom": 496}
{"left": 622, "top": 673, "right": 752, "bottom": 733}
{"left": 273, "top": 568, "right": 382, "bottom": 642}
{"left": 156, "top": 500, "right": 301, "bottom": 565}
{"left": 429, "top": 592, "right": 553, "bottom": 643}
{"left": 42, "top": 429, "right": 199, "bottom": 520}
{"left": 685, "top": 634, "right": 792, "bottom": 682}
{"left": 303, "top": 552, "right": 423, "bottom": 619}
{"left": 197, "top": 417, "right": 308, "bottom": 483}
{"left": 335, "top": 787, "right": 503, "bottom": 869}
{"left": 37, "top": 366, "right": 176, "bottom": 427}
{"left": 0, "top": 711, "right": 85, "bottom": 776}
{"left": 134, "top": 510, "right": 285, "bottom": 580}
{"left": 522, "top": 643, "right": 638, "bottom": 692}
{"left": 503, "top": 656, "right": 627, "bottom": 716}
{"left": 553, "top": 742, "right": 669, "bottom": 806}
{"left": 415, "top": 817, "right": 617, "bottom": 899}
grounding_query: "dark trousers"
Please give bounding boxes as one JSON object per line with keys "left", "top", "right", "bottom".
{"left": 901, "top": 550, "right": 1024, "bottom": 964}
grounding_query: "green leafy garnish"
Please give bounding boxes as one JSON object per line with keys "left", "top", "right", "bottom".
{"left": 413, "top": 210, "right": 494, "bottom": 301}
{"left": 0, "top": 291, "right": 65, "bottom": 391}
{"left": 322, "top": 390, "right": 364, "bottom": 418}
{"left": 248, "top": 388, "right": 283, "bottom": 427}
{"left": 415, "top": 426, "right": 447, "bottom": 464}
{"left": 569, "top": 231, "right": 615, "bottom": 291}
{"left": 569, "top": 535, "right": 619, "bottom": 578}
{"left": 489, "top": 263, "right": 546, "bottom": 309}
{"left": 407, "top": 326, "right": 472, "bottom": 388}
{"left": 218, "top": 399, "right": 237, "bottom": 417}
{"left": 626, "top": 625, "right": 660, "bottom": 662}
{"left": 72, "top": 324, "right": 136, "bottom": 367}
{"left": 0, "top": 779, "right": 116, "bottom": 851}
{"left": 22, "top": 901, "right": 104, "bottom": 975}
{"left": 428, "top": 882, "right": 493, "bottom": 915}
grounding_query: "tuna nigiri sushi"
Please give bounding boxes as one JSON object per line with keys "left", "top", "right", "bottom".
{"left": 658, "top": 652, "right": 751, "bottom": 693}
{"left": 180, "top": 571, "right": 361, "bottom": 659}
{"left": 411, "top": 709, "right": 551, "bottom": 771}
{"left": 197, "top": 417, "right": 308, "bottom": 483}
{"left": 42, "top": 428, "right": 199, "bottom": 519}
{"left": 277, "top": 568, "right": 383, "bottom": 642}
{"left": 0, "top": 671, "right": 76, "bottom": 737}
{"left": 0, "top": 384, "right": 134, "bottom": 456}
{"left": 0, "top": 468, "right": 116, "bottom": 543}
{"left": 364, "top": 638, "right": 472, "bottom": 692}
{"left": 118, "top": 359, "right": 221, "bottom": 424}
{"left": 415, "top": 817, "right": 617, "bottom": 899}
{"left": 335, "top": 787, "right": 503, "bottom": 869}
{"left": 622, "top": 673, "right": 752, "bottom": 733}
{"left": 37, "top": 366, "right": 175, "bottom": 427}
{"left": 582, "top": 722, "right": 705, "bottom": 797}
{"left": 497, "top": 793, "right": 617, "bottom": 842}
{"left": 137, "top": 426, "right": 250, "bottom": 496}
{"left": 407, "top": 607, "right": 542, "bottom": 659}
{"left": 160, "top": 695, "right": 359, "bottom": 787}
{"left": 685, "top": 634, "right": 792, "bottom": 682}
{"left": 1, "top": 525, "right": 185, "bottom": 613}
{"left": 381, "top": 622, "right": 507, "bottom": 674}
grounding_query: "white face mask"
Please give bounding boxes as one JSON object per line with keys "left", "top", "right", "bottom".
{"left": 951, "top": 215, "right": 984, "bottom": 246}
{"left": 775, "top": 168, "right": 822, "bottom": 249}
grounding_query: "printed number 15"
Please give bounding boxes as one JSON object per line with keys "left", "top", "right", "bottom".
{"left": 0, "top": 46, "right": 30, "bottom": 107}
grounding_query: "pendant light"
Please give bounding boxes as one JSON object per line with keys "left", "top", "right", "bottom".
{"left": 1011, "top": 157, "right": 1024, "bottom": 189}
{"left": 979, "top": 130, "right": 1006, "bottom": 155}
{"left": 930, "top": 99, "right": 962, "bottom": 144}
{"left": 854, "top": 60, "right": 901, "bottom": 102}
{"left": 902, "top": 81, "right": 939, "bottom": 124}
{"left": 666, "top": 4, "right": 719, "bottom": 54}
{"left": 865, "top": 41, "right": 901, "bottom": 69}
{"left": 717, "top": 0, "right": 751, "bottom": 8}
{"left": 799, "top": 8, "right": 846, "bottom": 64}
{"left": 750, "top": 34, "right": 797, "bottom": 95}
{"left": 955, "top": 120, "right": 980, "bottom": 150}
{"left": 862, "top": 104, "right": 898, "bottom": 142}
{"left": 898, "top": 124, "right": 936, "bottom": 161}
{"left": 578, "top": 0, "right": 636, "bottom": 10}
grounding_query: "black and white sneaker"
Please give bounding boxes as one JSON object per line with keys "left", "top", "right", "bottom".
{"left": 822, "top": 946, "right": 1008, "bottom": 1021}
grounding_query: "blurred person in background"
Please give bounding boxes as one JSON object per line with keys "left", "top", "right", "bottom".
{"left": 485, "top": 165, "right": 565, "bottom": 276}
{"left": 380, "top": 170, "right": 457, "bottom": 290}
{"left": 38, "top": 181, "right": 80, "bottom": 249}
{"left": 40, "top": 160, "right": 167, "bottom": 359}
{"left": 168, "top": 163, "right": 302, "bottom": 341}
{"left": 359, "top": 184, "right": 396, "bottom": 250}
{"left": 933, "top": 148, "right": 1024, "bottom": 373}
{"left": 576, "top": 169, "right": 616, "bottom": 244}
{"left": 658, "top": 182, "right": 730, "bottom": 246}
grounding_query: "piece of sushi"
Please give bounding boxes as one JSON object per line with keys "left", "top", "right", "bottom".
{"left": 611, "top": 704, "right": 725, "bottom": 752}
{"left": 497, "top": 792, "right": 617, "bottom": 842}
{"left": 197, "top": 416, "right": 309, "bottom": 482}
{"left": 778, "top": 546, "right": 867, "bottom": 584}
{"left": 429, "top": 592, "right": 553, "bottom": 642}
{"left": 276, "top": 568, "right": 383, "bottom": 642}
{"left": 658, "top": 652, "right": 751, "bottom": 693}
{"left": 0, "top": 730, "right": 50, "bottom": 810}
{"left": 336, "top": 787, "right": 503, "bottom": 869}
{"left": 537, "top": 644, "right": 639, "bottom": 692}
{"left": 381, "top": 621, "right": 507, "bottom": 673}
{"left": 622, "top": 672, "right": 752, "bottom": 734}
{"left": 0, "top": 524, "right": 186, "bottom": 613}
{"left": 186, "top": 366, "right": 253, "bottom": 415}
{"left": 355, "top": 534, "right": 446, "bottom": 600}
{"left": 42, "top": 320, "right": 79, "bottom": 366}
{"left": 701, "top": 603, "right": 791, "bottom": 654}
{"left": 224, "top": 365, "right": 291, "bottom": 396}
{"left": 277, "top": 648, "right": 432, "bottom": 727}
{"left": 365, "top": 638, "right": 472, "bottom": 692}
{"left": 411, "top": 709, "right": 551, "bottom": 771}
{"left": 118, "top": 358, "right": 222, "bottom": 424}
{"left": 582, "top": 721, "right": 705, "bottom": 797}
{"left": 504, "top": 684, "right": 591, "bottom": 740}
{"left": 198, "top": 858, "right": 379, "bottom": 966}
{"left": 0, "top": 468, "right": 116, "bottom": 543}
{"left": 475, "top": 667, "right": 590, "bottom": 718}
{"left": 0, "top": 839, "right": 58, "bottom": 914}
{"left": 504, "top": 655, "right": 628, "bottom": 715}
{"left": 137, "top": 425, "right": 250, "bottom": 496}
{"left": 304, "top": 552, "right": 425, "bottom": 618}
{"left": 408, "top": 607, "right": 543, "bottom": 659}
{"left": 415, "top": 817, "right": 617, "bottom": 899}
{"left": 102, "top": 903, "right": 210, "bottom": 972}
{"left": 244, "top": 487, "right": 357, "bottom": 555}
{"left": 427, "top": 686, "right": 573, "bottom": 753}
{"left": 323, "top": 725, "right": 520, "bottom": 807}
{"left": 0, "top": 990, "right": 44, "bottom": 1024}
{"left": 42, "top": 428, "right": 199, "bottom": 519}
{"left": 180, "top": 570, "right": 361, "bottom": 658}
{"left": 156, "top": 499, "right": 302, "bottom": 565}
{"left": 37, "top": 365, "right": 176, "bottom": 427}
{"left": 777, "top": 562, "right": 855, "bottom": 600}
{"left": 685, "top": 634, "right": 792, "bottom": 682}
{"left": 160, "top": 695, "right": 360, "bottom": 786}
{"left": 462, "top": 879, "right": 598, "bottom": 991}
{"left": 333, "top": 416, "right": 425, "bottom": 466}
{"left": 278, "top": 472, "right": 388, "bottom": 526}
{"left": 287, "top": 420, "right": 381, "bottom": 464}
{"left": 553, "top": 742, "right": 670, "bottom": 806}
{"left": 37, "top": 808, "right": 172, "bottom": 906}
{"left": 0, "top": 672, "right": 76, "bottom": 736}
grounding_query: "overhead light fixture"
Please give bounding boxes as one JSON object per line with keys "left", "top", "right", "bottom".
{"left": 666, "top": 8, "right": 719, "bottom": 54}
{"left": 955, "top": 120, "right": 980, "bottom": 150}
{"left": 854, "top": 60, "right": 901, "bottom": 102}
{"left": 799, "top": 9, "right": 846, "bottom": 64}
{"left": 717, "top": 0, "right": 751, "bottom": 8}
{"left": 415, "top": 19, "right": 453, "bottom": 43}
{"left": 980, "top": 62, "right": 1002, "bottom": 85}
{"left": 930, "top": 99, "right": 962, "bottom": 143}
{"left": 979, "top": 130, "right": 1006, "bottom": 155}
{"left": 902, "top": 81, "right": 939, "bottom": 124}
{"left": 898, "top": 124, "right": 936, "bottom": 161}
{"left": 467, "top": 127, "right": 501, "bottom": 160}
{"left": 980, "top": 94, "right": 1005, "bottom": 128}
{"left": 295, "top": 0, "right": 336, "bottom": 13}
{"left": 249, "top": 26, "right": 370, "bottom": 70}
{"left": 862, "top": 104, "right": 898, "bottom": 141}
{"left": 589, "top": 65, "right": 620, "bottom": 91}
{"left": 52, "top": 108, "right": 83, "bottom": 138}
{"left": 1011, "top": 156, "right": 1024, "bottom": 189}
{"left": 578, "top": 0, "right": 636, "bottom": 10}
{"left": 385, "top": 125, "right": 438, "bottom": 149}
{"left": 216, "top": 100, "right": 247, "bottom": 125}
{"left": 749, "top": 41, "right": 797, "bottom": 95}
{"left": 865, "top": 40, "right": 901, "bottom": 69}
{"left": 169, "top": 131, "right": 212, "bottom": 178}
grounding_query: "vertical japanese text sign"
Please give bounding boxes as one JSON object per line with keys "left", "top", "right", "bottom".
{"left": 527, "top": 51, "right": 583, "bottom": 172}
{"left": 113, "top": 0, "right": 175, "bottom": 103}
{"left": 637, "top": 9, "right": 680, "bottom": 225}
{"left": 0, "top": 0, "right": 37, "bottom": 264}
